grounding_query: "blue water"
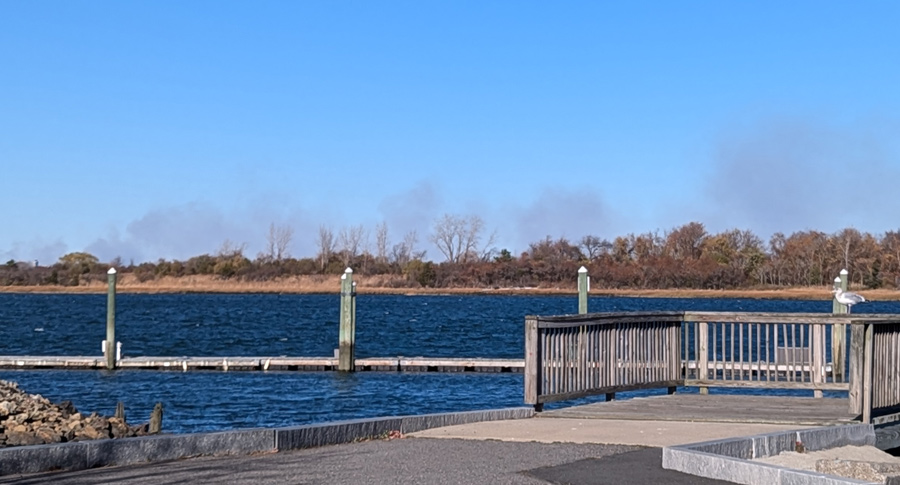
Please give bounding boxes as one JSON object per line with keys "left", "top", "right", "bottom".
{"left": 0, "top": 293, "right": 896, "bottom": 433}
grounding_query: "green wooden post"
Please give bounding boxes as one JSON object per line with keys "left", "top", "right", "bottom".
{"left": 833, "top": 269, "right": 849, "bottom": 313}
{"left": 577, "top": 266, "right": 589, "bottom": 314}
{"left": 351, "top": 281, "right": 357, "bottom": 355}
{"left": 832, "top": 270, "right": 848, "bottom": 381}
{"left": 106, "top": 267, "right": 117, "bottom": 370}
{"left": 338, "top": 268, "right": 356, "bottom": 372}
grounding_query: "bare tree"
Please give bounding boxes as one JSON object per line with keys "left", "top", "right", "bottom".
{"left": 218, "top": 239, "right": 247, "bottom": 258}
{"left": 316, "top": 226, "right": 336, "bottom": 271}
{"left": 375, "top": 221, "right": 389, "bottom": 264}
{"left": 391, "top": 230, "right": 423, "bottom": 266}
{"left": 430, "top": 214, "right": 488, "bottom": 263}
{"left": 338, "top": 224, "right": 367, "bottom": 266}
{"left": 580, "top": 235, "right": 611, "bottom": 260}
{"left": 265, "top": 223, "right": 294, "bottom": 261}
{"left": 832, "top": 227, "right": 862, "bottom": 272}
{"left": 478, "top": 229, "right": 498, "bottom": 262}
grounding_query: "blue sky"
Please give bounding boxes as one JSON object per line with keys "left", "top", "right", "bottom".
{"left": 2, "top": 2, "right": 899, "bottom": 264}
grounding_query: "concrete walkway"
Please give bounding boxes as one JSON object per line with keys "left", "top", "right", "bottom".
{"left": 410, "top": 417, "right": 816, "bottom": 447}
{"left": 0, "top": 417, "right": 821, "bottom": 485}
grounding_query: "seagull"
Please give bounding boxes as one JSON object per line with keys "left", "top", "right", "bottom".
{"left": 833, "top": 287, "right": 866, "bottom": 313}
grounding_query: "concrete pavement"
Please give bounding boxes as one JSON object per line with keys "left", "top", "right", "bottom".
{"left": 410, "top": 417, "right": 816, "bottom": 447}
{"left": 0, "top": 437, "right": 729, "bottom": 485}
{"left": 0, "top": 417, "right": 823, "bottom": 484}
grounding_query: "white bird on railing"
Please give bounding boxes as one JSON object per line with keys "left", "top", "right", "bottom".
{"left": 833, "top": 287, "right": 866, "bottom": 313}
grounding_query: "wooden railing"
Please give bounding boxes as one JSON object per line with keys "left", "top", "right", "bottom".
{"left": 861, "top": 319, "right": 900, "bottom": 424}
{"left": 681, "top": 313, "right": 851, "bottom": 395}
{"left": 524, "top": 312, "right": 683, "bottom": 409}
{"left": 524, "top": 311, "right": 900, "bottom": 423}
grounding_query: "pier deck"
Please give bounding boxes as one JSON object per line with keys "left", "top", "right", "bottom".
{"left": 539, "top": 394, "right": 859, "bottom": 426}
{"left": 0, "top": 356, "right": 524, "bottom": 373}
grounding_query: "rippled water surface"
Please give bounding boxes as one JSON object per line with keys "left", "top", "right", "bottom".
{"left": 1, "top": 293, "right": 896, "bottom": 433}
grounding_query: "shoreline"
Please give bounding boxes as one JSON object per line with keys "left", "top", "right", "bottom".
{"left": 1, "top": 275, "right": 898, "bottom": 300}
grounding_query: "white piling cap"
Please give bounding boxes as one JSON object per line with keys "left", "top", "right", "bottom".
{"left": 345, "top": 267, "right": 353, "bottom": 274}
{"left": 840, "top": 269, "right": 849, "bottom": 275}
{"left": 834, "top": 276, "right": 841, "bottom": 283}
{"left": 107, "top": 267, "right": 117, "bottom": 274}
{"left": 578, "top": 266, "right": 588, "bottom": 273}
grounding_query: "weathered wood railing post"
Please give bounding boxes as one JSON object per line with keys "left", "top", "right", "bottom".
{"left": 811, "top": 322, "right": 824, "bottom": 398}
{"left": 338, "top": 267, "right": 356, "bottom": 372}
{"left": 698, "top": 321, "right": 709, "bottom": 395}
{"left": 862, "top": 323, "right": 874, "bottom": 424}
{"left": 832, "top": 270, "right": 849, "bottom": 381}
{"left": 577, "top": 266, "right": 589, "bottom": 314}
{"left": 848, "top": 320, "right": 865, "bottom": 416}
{"left": 105, "top": 267, "right": 117, "bottom": 370}
{"left": 524, "top": 316, "right": 540, "bottom": 411}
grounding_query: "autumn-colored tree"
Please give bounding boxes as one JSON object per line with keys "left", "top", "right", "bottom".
{"left": 665, "top": 222, "right": 707, "bottom": 261}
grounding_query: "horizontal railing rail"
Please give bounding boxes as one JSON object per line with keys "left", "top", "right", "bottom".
{"left": 524, "top": 311, "right": 900, "bottom": 424}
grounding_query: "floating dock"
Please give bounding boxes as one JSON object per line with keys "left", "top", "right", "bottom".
{"left": 0, "top": 356, "right": 524, "bottom": 373}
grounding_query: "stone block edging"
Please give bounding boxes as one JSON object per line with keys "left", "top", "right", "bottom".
{"left": 663, "top": 424, "right": 879, "bottom": 485}
{"left": 0, "top": 407, "right": 534, "bottom": 477}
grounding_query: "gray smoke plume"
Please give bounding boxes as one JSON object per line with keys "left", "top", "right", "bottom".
{"left": 705, "top": 118, "right": 900, "bottom": 238}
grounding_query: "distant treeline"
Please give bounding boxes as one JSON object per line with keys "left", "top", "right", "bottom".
{"left": 3, "top": 222, "right": 900, "bottom": 290}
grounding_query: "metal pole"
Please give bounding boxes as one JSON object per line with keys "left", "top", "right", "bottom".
{"left": 106, "top": 267, "right": 117, "bottom": 370}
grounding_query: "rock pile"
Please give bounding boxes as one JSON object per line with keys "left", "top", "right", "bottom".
{"left": 0, "top": 380, "right": 151, "bottom": 447}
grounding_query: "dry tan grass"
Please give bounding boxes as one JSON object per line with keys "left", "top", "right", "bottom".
{"left": 2, "top": 274, "right": 899, "bottom": 300}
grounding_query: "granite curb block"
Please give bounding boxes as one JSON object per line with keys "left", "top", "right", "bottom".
{"left": 0, "top": 428, "right": 275, "bottom": 476}
{"left": 662, "top": 424, "right": 879, "bottom": 485}
{"left": 274, "top": 407, "right": 534, "bottom": 450}
{"left": 0, "top": 407, "right": 534, "bottom": 477}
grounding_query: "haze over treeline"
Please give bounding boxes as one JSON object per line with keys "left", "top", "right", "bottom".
{"left": 3, "top": 219, "right": 899, "bottom": 291}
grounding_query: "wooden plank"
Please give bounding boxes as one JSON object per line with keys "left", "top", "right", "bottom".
{"left": 0, "top": 355, "right": 524, "bottom": 372}
{"left": 532, "top": 311, "right": 684, "bottom": 326}
{"left": 536, "top": 380, "right": 684, "bottom": 404}
{"left": 684, "top": 312, "right": 858, "bottom": 324}
{"left": 0, "top": 356, "right": 103, "bottom": 368}
{"left": 686, "top": 379, "right": 848, "bottom": 391}
{"left": 398, "top": 358, "right": 522, "bottom": 368}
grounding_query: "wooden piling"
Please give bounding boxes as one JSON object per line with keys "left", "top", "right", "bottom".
{"left": 115, "top": 401, "right": 125, "bottom": 422}
{"left": 149, "top": 402, "right": 163, "bottom": 434}
{"left": 338, "top": 268, "right": 356, "bottom": 372}
{"left": 577, "top": 266, "right": 588, "bottom": 314}
{"left": 832, "top": 270, "right": 848, "bottom": 381}
{"left": 106, "top": 268, "right": 117, "bottom": 370}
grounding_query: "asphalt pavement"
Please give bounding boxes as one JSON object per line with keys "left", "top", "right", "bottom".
{"left": 0, "top": 437, "right": 734, "bottom": 485}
